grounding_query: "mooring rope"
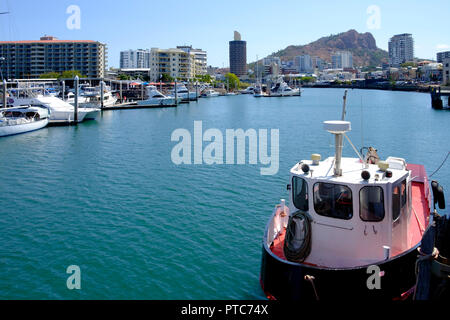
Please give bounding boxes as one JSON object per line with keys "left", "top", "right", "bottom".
{"left": 430, "top": 151, "right": 450, "bottom": 178}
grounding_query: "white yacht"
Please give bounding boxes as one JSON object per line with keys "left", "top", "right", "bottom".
{"left": 7, "top": 88, "right": 100, "bottom": 124}
{"left": 254, "top": 84, "right": 268, "bottom": 97}
{"left": 64, "top": 92, "right": 89, "bottom": 105}
{"left": 270, "top": 77, "right": 301, "bottom": 97}
{"left": 79, "top": 86, "right": 118, "bottom": 108}
{"left": 0, "top": 105, "right": 49, "bottom": 137}
{"left": 241, "top": 86, "right": 255, "bottom": 94}
{"left": 201, "top": 89, "right": 220, "bottom": 97}
{"left": 137, "top": 86, "right": 178, "bottom": 107}
{"left": 169, "top": 84, "right": 197, "bottom": 101}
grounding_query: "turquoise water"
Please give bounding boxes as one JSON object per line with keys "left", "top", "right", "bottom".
{"left": 0, "top": 89, "right": 449, "bottom": 299}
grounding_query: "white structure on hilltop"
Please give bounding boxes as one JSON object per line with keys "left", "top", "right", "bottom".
{"left": 120, "top": 49, "right": 151, "bottom": 69}
{"left": 332, "top": 51, "right": 353, "bottom": 69}
{"left": 389, "top": 33, "right": 414, "bottom": 67}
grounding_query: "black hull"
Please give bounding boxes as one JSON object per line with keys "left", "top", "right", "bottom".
{"left": 260, "top": 243, "right": 420, "bottom": 301}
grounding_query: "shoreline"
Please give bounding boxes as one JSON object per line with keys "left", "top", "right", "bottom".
{"left": 301, "top": 84, "right": 449, "bottom": 93}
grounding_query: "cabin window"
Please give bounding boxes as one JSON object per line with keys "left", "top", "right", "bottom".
{"left": 360, "top": 187, "right": 385, "bottom": 222}
{"left": 313, "top": 183, "right": 353, "bottom": 220}
{"left": 392, "top": 180, "right": 407, "bottom": 221}
{"left": 292, "top": 177, "right": 309, "bottom": 211}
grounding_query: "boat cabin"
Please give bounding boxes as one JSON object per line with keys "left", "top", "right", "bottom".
{"left": 269, "top": 121, "right": 430, "bottom": 269}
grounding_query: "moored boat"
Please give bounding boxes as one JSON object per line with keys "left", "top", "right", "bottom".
{"left": 201, "top": 89, "right": 220, "bottom": 98}
{"left": 0, "top": 105, "right": 49, "bottom": 137}
{"left": 8, "top": 88, "right": 100, "bottom": 124}
{"left": 137, "top": 86, "right": 179, "bottom": 107}
{"left": 260, "top": 93, "right": 448, "bottom": 300}
{"left": 269, "top": 77, "right": 300, "bottom": 97}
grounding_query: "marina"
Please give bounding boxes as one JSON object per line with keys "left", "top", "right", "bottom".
{"left": 1, "top": 0, "right": 450, "bottom": 305}
{"left": 0, "top": 88, "right": 448, "bottom": 299}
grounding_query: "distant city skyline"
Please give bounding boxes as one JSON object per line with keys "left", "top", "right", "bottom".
{"left": 0, "top": 0, "right": 449, "bottom": 68}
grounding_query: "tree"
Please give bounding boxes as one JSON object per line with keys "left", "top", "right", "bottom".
{"left": 60, "top": 70, "right": 85, "bottom": 79}
{"left": 401, "top": 62, "right": 417, "bottom": 68}
{"left": 225, "top": 73, "right": 240, "bottom": 89}
{"left": 117, "top": 74, "right": 130, "bottom": 80}
{"left": 39, "top": 72, "right": 60, "bottom": 79}
{"left": 161, "top": 73, "right": 174, "bottom": 82}
{"left": 195, "top": 74, "right": 212, "bottom": 83}
{"left": 299, "top": 76, "right": 316, "bottom": 84}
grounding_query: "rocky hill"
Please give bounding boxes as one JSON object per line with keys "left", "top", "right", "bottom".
{"left": 266, "top": 29, "right": 388, "bottom": 67}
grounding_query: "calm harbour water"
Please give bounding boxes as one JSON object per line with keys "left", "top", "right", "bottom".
{"left": 0, "top": 88, "right": 449, "bottom": 299}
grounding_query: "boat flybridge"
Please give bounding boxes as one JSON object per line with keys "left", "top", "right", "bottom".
{"left": 7, "top": 88, "right": 100, "bottom": 124}
{"left": 137, "top": 86, "right": 179, "bottom": 107}
{"left": 260, "top": 92, "right": 447, "bottom": 301}
{"left": 270, "top": 77, "right": 301, "bottom": 97}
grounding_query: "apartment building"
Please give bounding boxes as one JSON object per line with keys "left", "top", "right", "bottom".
{"left": 389, "top": 33, "right": 414, "bottom": 67}
{"left": 120, "top": 49, "right": 151, "bottom": 69}
{"left": 177, "top": 46, "right": 207, "bottom": 76}
{"left": 0, "top": 36, "right": 107, "bottom": 79}
{"left": 332, "top": 51, "right": 353, "bottom": 69}
{"left": 149, "top": 48, "right": 196, "bottom": 81}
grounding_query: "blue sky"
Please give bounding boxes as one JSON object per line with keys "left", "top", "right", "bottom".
{"left": 1, "top": 0, "right": 449, "bottom": 68}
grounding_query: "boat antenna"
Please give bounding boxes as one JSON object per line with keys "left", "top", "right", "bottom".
{"left": 361, "top": 96, "right": 364, "bottom": 152}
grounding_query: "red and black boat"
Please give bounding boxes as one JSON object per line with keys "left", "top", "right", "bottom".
{"left": 260, "top": 95, "right": 448, "bottom": 300}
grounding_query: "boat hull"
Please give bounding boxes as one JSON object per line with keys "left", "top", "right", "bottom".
{"left": 48, "top": 108, "right": 100, "bottom": 124}
{"left": 137, "top": 97, "right": 177, "bottom": 107}
{"left": 260, "top": 238, "right": 419, "bottom": 301}
{"left": 0, "top": 118, "right": 48, "bottom": 137}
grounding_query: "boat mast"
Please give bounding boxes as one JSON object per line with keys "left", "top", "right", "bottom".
{"left": 341, "top": 90, "right": 348, "bottom": 120}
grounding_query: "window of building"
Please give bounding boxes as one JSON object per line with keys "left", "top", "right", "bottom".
{"left": 360, "top": 187, "right": 385, "bottom": 222}
{"left": 292, "top": 177, "right": 309, "bottom": 211}
{"left": 314, "top": 183, "right": 353, "bottom": 220}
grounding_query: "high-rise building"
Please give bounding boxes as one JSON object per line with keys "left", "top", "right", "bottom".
{"left": 437, "top": 51, "right": 450, "bottom": 63}
{"left": 388, "top": 34, "right": 414, "bottom": 66}
{"left": 120, "top": 49, "right": 151, "bottom": 69}
{"left": 177, "top": 45, "right": 207, "bottom": 76}
{"left": 229, "top": 31, "right": 247, "bottom": 77}
{"left": 332, "top": 51, "right": 353, "bottom": 69}
{"left": 294, "top": 55, "right": 313, "bottom": 73}
{"left": 312, "top": 56, "right": 325, "bottom": 72}
{"left": 0, "top": 36, "right": 107, "bottom": 79}
{"left": 149, "top": 48, "right": 196, "bottom": 81}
